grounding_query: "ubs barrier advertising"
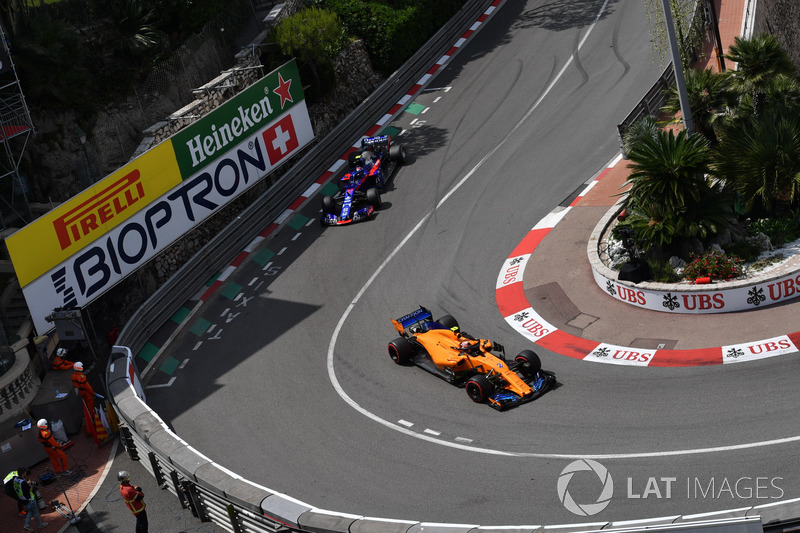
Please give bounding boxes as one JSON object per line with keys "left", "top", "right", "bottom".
{"left": 591, "top": 267, "right": 800, "bottom": 313}
{"left": 7, "top": 60, "right": 313, "bottom": 334}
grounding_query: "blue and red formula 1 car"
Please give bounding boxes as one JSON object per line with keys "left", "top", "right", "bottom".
{"left": 388, "top": 307, "right": 557, "bottom": 411}
{"left": 320, "top": 135, "right": 408, "bottom": 226}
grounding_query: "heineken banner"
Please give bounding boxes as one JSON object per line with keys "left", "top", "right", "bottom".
{"left": 8, "top": 60, "right": 313, "bottom": 333}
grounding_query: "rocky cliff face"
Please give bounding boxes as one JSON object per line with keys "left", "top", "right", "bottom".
{"left": 754, "top": 0, "right": 800, "bottom": 70}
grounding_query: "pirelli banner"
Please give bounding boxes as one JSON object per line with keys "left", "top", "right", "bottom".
{"left": 7, "top": 60, "right": 313, "bottom": 334}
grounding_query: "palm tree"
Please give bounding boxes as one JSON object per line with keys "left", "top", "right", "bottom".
{"left": 624, "top": 129, "right": 713, "bottom": 208}
{"left": 661, "top": 67, "right": 733, "bottom": 144}
{"left": 715, "top": 108, "right": 800, "bottom": 215}
{"left": 620, "top": 129, "right": 732, "bottom": 252}
{"left": 724, "top": 34, "right": 795, "bottom": 117}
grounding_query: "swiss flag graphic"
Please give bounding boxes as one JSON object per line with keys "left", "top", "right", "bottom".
{"left": 263, "top": 114, "right": 299, "bottom": 165}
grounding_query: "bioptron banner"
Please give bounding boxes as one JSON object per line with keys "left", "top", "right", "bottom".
{"left": 7, "top": 60, "right": 313, "bottom": 333}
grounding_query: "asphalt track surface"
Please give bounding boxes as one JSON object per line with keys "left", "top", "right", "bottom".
{"left": 146, "top": 0, "right": 800, "bottom": 526}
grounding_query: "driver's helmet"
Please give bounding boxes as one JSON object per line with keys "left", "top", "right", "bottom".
{"left": 460, "top": 341, "right": 471, "bottom": 350}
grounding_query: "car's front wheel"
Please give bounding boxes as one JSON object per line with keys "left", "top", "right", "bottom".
{"left": 322, "top": 195, "right": 337, "bottom": 214}
{"left": 366, "top": 187, "right": 381, "bottom": 208}
{"left": 515, "top": 350, "right": 541, "bottom": 377}
{"left": 466, "top": 375, "right": 493, "bottom": 403}
{"left": 388, "top": 337, "right": 414, "bottom": 365}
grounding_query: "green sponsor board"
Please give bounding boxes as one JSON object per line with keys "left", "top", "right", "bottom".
{"left": 172, "top": 60, "right": 304, "bottom": 178}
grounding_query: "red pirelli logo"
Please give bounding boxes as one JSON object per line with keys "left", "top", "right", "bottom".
{"left": 53, "top": 170, "right": 146, "bottom": 250}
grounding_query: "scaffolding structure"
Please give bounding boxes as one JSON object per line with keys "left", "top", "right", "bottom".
{"left": 0, "top": 23, "right": 33, "bottom": 229}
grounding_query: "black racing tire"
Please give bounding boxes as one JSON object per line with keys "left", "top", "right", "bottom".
{"left": 515, "top": 350, "right": 541, "bottom": 377}
{"left": 322, "top": 195, "right": 337, "bottom": 214}
{"left": 466, "top": 375, "right": 494, "bottom": 403}
{"left": 388, "top": 337, "right": 414, "bottom": 365}
{"left": 437, "top": 314, "right": 459, "bottom": 332}
{"left": 366, "top": 187, "right": 381, "bottom": 208}
{"left": 347, "top": 151, "right": 361, "bottom": 167}
{"left": 389, "top": 143, "right": 408, "bottom": 163}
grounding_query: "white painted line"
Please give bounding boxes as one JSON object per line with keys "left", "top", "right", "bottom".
{"left": 609, "top": 152, "right": 624, "bottom": 167}
{"left": 421, "top": 107, "right": 429, "bottom": 114}
{"left": 455, "top": 437, "right": 473, "bottom": 443}
{"left": 376, "top": 113, "right": 391, "bottom": 126}
{"left": 305, "top": 218, "right": 314, "bottom": 227}
{"left": 179, "top": 358, "right": 189, "bottom": 369}
{"left": 327, "top": 159, "right": 346, "bottom": 173}
{"left": 248, "top": 277, "right": 259, "bottom": 286}
{"left": 234, "top": 292, "right": 243, "bottom": 301}
{"left": 398, "top": 419, "right": 414, "bottom": 428}
{"left": 454, "top": 37, "right": 467, "bottom": 48}
{"left": 253, "top": 280, "right": 264, "bottom": 291}
{"left": 326, "top": 0, "right": 777, "bottom": 459}
{"left": 436, "top": 55, "right": 448, "bottom": 65}
{"left": 207, "top": 324, "right": 216, "bottom": 334}
{"left": 301, "top": 183, "right": 320, "bottom": 197}
{"left": 193, "top": 341, "right": 203, "bottom": 351}
{"left": 470, "top": 21, "right": 480, "bottom": 31}
{"left": 292, "top": 232, "right": 302, "bottom": 241}
{"left": 433, "top": 96, "right": 442, "bottom": 103}
{"left": 444, "top": 87, "right": 452, "bottom": 92}
{"left": 424, "top": 428, "right": 441, "bottom": 436}
{"left": 263, "top": 261, "right": 273, "bottom": 271}
{"left": 146, "top": 377, "right": 176, "bottom": 389}
{"left": 409, "top": 118, "right": 418, "bottom": 125}
{"left": 275, "top": 209, "right": 293, "bottom": 224}
{"left": 220, "top": 308, "right": 230, "bottom": 316}
{"left": 217, "top": 264, "right": 236, "bottom": 282}
{"left": 398, "top": 94, "right": 412, "bottom": 106}
{"left": 277, "top": 247, "right": 287, "bottom": 255}
{"left": 417, "top": 73, "right": 432, "bottom": 86}
{"left": 243, "top": 236, "right": 264, "bottom": 253}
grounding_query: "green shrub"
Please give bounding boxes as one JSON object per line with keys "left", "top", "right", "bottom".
{"left": 323, "top": 0, "right": 466, "bottom": 74}
{"left": 646, "top": 258, "right": 681, "bottom": 282}
{"left": 724, "top": 240, "right": 761, "bottom": 262}
{"left": 682, "top": 251, "right": 745, "bottom": 281}
{"left": 747, "top": 210, "right": 800, "bottom": 246}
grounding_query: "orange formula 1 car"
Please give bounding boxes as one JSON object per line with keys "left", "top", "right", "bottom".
{"left": 389, "top": 307, "right": 557, "bottom": 411}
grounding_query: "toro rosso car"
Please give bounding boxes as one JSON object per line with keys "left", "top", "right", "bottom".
{"left": 321, "top": 135, "right": 408, "bottom": 226}
{"left": 388, "top": 307, "right": 557, "bottom": 411}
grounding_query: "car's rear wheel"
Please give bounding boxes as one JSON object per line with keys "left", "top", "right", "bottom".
{"left": 388, "top": 337, "right": 414, "bottom": 365}
{"left": 466, "top": 375, "right": 493, "bottom": 403}
{"left": 366, "top": 187, "right": 381, "bottom": 208}
{"left": 389, "top": 144, "right": 407, "bottom": 163}
{"left": 437, "top": 314, "right": 459, "bottom": 332}
{"left": 322, "top": 195, "right": 337, "bottom": 214}
{"left": 515, "top": 350, "right": 541, "bottom": 377}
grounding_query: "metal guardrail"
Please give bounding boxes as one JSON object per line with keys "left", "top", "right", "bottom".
{"left": 107, "top": 0, "right": 800, "bottom": 531}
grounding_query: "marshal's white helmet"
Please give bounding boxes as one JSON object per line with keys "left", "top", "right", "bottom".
{"left": 73, "top": 361, "right": 83, "bottom": 371}
{"left": 56, "top": 347, "right": 67, "bottom": 357}
{"left": 37, "top": 419, "right": 48, "bottom": 429}
{"left": 118, "top": 470, "right": 130, "bottom": 483}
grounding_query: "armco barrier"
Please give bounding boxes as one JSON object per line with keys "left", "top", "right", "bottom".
{"left": 105, "top": 0, "right": 800, "bottom": 531}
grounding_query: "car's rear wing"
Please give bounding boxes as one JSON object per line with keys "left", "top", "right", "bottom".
{"left": 391, "top": 306, "right": 432, "bottom": 334}
{"left": 362, "top": 134, "right": 391, "bottom": 152}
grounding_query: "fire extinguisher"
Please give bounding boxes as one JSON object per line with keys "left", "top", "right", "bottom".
{"left": 32, "top": 482, "right": 46, "bottom": 510}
